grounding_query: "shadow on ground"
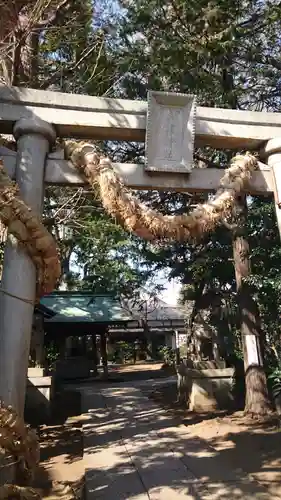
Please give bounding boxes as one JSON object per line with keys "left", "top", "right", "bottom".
{"left": 30, "top": 388, "right": 84, "bottom": 499}
{"left": 82, "top": 382, "right": 281, "bottom": 499}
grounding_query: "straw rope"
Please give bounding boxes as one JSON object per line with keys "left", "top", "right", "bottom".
{"left": 63, "top": 141, "right": 257, "bottom": 242}
{"left": 0, "top": 403, "right": 40, "bottom": 499}
{"left": 0, "top": 160, "right": 61, "bottom": 299}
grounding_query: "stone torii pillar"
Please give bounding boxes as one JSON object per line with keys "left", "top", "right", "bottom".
{"left": 0, "top": 118, "right": 56, "bottom": 417}
{"left": 264, "top": 139, "right": 281, "bottom": 240}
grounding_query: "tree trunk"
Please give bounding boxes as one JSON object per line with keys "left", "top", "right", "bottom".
{"left": 0, "top": 4, "right": 40, "bottom": 86}
{"left": 232, "top": 194, "right": 271, "bottom": 416}
{"left": 13, "top": 29, "right": 40, "bottom": 87}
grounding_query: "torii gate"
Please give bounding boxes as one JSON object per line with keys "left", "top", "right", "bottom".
{"left": 0, "top": 86, "right": 280, "bottom": 417}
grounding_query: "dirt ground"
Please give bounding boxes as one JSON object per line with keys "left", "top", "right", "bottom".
{"left": 147, "top": 383, "right": 281, "bottom": 496}
{"left": 110, "top": 361, "right": 164, "bottom": 373}
{"left": 108, "top": 361, "right": 175, "bottom": 380}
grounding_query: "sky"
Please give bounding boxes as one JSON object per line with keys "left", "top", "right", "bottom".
{"left": 158, "top": 278, "right": 181, "bottom": 305}
{"left": 70, "top": 255, "right": 181, "bottom": 306}
{"left": 151, "top": 269, "right": 181, "bottom": 305}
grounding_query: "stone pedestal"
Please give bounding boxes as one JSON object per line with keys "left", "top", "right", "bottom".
{"left": 193, "top": 360, "right": 226, "bottom": 369}
{"left": 177, "top": 363, "right": 235, "bottom": 411}
{"left": 54, "top": 356, "right": 91, "bottom": 380}
{"left": 28, "top": 367, "right": 46, "bottom": 377}
{"left": 25, "top": 368, "right": 54, "bottom": 423}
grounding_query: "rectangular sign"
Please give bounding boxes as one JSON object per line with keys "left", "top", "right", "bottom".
{"left": 145, "top": 91, "right": 196, "bottom": 173}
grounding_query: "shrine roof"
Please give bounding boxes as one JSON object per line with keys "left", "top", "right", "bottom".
{"left": 38, "top": 290, "right": 187, "bottom": 326}
{"left": 39, "top": 291, "right": 134, "bottom": 324}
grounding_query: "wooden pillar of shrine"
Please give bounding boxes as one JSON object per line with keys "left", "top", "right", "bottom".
{"left": 92, "top": 334, "right": 98, "bottom": 375}
{"left": 100, "top": 331, "right": 108, "bottom": 377}
{"left": 81, "top": 335, "right": 87, "bottom": 355}
{"left": 30, "top": 312, "right": 45, "bottom": 367}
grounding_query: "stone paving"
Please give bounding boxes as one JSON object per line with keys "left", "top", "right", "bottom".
{"left": 82, "top": 383, "right": 280, "bottom": 499}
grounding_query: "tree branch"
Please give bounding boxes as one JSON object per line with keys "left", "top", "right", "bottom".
{"left": 194, "top": 153, "right": 221, "bottom": 169}
{"left": 36, "top": 0, "right": 72, "bottom": 29}
{"left": 221, "top": 219, "right": 238, "bottom": 231}
{"left": 39, "top": 41, "right": 99, "bottom": 89}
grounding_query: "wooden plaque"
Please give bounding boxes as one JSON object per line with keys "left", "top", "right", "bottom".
{"left": 145, "top": 91, "right": 196, "bottom": 173}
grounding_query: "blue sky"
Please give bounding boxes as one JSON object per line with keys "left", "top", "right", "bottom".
{"left": 93, "top": 0, "right": 126, "bottom": 29}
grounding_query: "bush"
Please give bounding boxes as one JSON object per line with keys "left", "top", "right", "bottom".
{"left": 158, "top": 346, "right": 175, "bottom": 366}
{"left": 110, "top": 341, "right": 135, "bottom": 363}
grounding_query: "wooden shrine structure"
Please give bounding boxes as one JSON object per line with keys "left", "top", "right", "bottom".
{"left": 0, "top": 85, "right": 281, "bottom": 416}
{"left": 34, "top": 291, "right": 186, "bottom": 376}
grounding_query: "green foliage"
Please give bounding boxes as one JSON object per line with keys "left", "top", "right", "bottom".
{"left": 109, "top": 341, "right": 135, "bottom": 363}
{"left": 268, "top": 367, "right": 281, "bottom": 400}
{"left": 44, "top": 184, "right": 156, "bottom": 296}
{"left": 73, "top": 211, "right": 150, "bottom": 296}
{"left": 158, "top": 346, "right": 176, "bottom": 366}
{"left": 38, "top": 0, "right": 117, "bottom": 94}
{"left": 45, "top": 342, "right": 60, "bottom": 371}
{"left": 245, "top": 198, "right": 281, "bottom": 364}
{"left": 117, "top": 0, "right": 281, "bottom": 109}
